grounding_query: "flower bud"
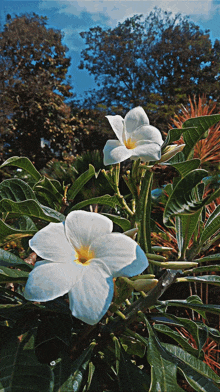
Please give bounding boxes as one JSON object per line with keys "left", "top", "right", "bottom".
{"left": 132, "top": 279, "right": 158, "bottom": 292}
{"left": 150, "top": 261, "right": 198, "bottom": 269}
{"left": 151, "top": 246, "right": 173, "bottom": 252}
{"left": 158, "top": 144, "right": 185, "bottom": 163}
{"left": 123, "top": 228, "right": 138, "bottom": 239}
{"left": 130, "top": 274, "right": 155, "bottom": 281}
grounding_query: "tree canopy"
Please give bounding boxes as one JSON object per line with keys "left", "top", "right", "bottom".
{"left": 79, "top": 8, "right": 220, "bottom": 131}
{"left": 0, "top": 13, "right": 73, "bottom": 168}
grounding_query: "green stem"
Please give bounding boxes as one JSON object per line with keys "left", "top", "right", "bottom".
{"left": 115, "top": 185, "right": 134, "bottom": 217}
{"left": 136, "top": 170, "right": 153, "bottom": 254}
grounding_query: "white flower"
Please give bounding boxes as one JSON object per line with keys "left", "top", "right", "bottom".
{"left": 103, "top": 106, "right": 163, "bottom": 165}
{"left": 24, "top": 211, "right": 148, "bottom": 325}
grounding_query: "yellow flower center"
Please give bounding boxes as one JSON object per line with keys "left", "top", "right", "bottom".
{"left": 124, "top": 137, "right": 136, "bottom": 150}
{"left": 75, "top": 245, "right": 95, "bottom": 266}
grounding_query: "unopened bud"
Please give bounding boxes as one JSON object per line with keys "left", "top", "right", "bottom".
{"left": 150, "top": 260, "right": 198, "bottom": 269}
{"left": 158, "top": 144, "right": 185, "bottom": 163}
{"left": 151, "top": 246, "right": 173, "bottom": 252}
{"left": 123, "top": 228, "right": 138, "bottom": 238}
{"left": 130, "top": 274, "right": 155, "bottom": 281}
{"left": 132, "top": 279, "right": 158, "bottom": 292}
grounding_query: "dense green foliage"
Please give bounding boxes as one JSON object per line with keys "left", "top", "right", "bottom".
{"left": 0, "top": 114, "right": 220, "bottom": 391}
{"left": 1, "top": 10, "right": 220, "bottom": 389}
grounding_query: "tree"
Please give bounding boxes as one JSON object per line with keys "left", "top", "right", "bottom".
{"left": 79, "top": 8, "right": 220, "bottom": 131}
{"left": 0, "top": 13, "right": 73, "bottom": 168}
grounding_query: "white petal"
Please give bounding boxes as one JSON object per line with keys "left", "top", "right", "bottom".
{"left": 68, "top": 260, "right": 114, "bottom": 325}
{"left": 29, "top": 222, "right": 76, "bottom": 263}
{"left": 103, "top": 140, "right": 132, "bottom": 165}
{"left": 65, "top": 210, "right": 113, "bottom": 251}
{"left": 91, "top": 233, "right": 148, "bottom": 277}
{"left": 24, "top": 261, "right": 82, "bottom": 302}
{"left": 125, "top": 107, "right": 149, "bottom": 133}
{"left": 131, "top": 141, "right": 162, "bottom": 161}
{"left": 131, "top": 125, "right": 163, "bottom": 146}
{"left": 106, "top": 115, "right": 124, "bottom": 144}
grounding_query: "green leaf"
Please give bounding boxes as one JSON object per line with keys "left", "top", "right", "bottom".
{"left": 204, "top": 187, "right": 220, "bottom": 205}
{"left": 34, "top": 176, "right": 63, "bottom": 208}
{"left": 0, "top": 199, "right": 65, "bottom": 223}
{"left": 120, "top": 336, "right": 146, "bottom": 358}
{"left": 0, "top": 179, "right": 64, "bottom": 222}
{"left": 194, "top": 254, "right": 220, "bottom": 263}
{"left": 0, "top": 156, "right": 41, "bottom": 181}
{"left": 162, "top": 315, "right": 208, "bottom": 354}
{"left": 68, "top": 194, "right": 121, "bottom": 212}
{"left": 67, "top": 165, "right": 96, "bottom": 201}
{"left": 117, "top": 345, "right": 150, "bottom": 392}
{"left": 153, "top": 323, "right": 199, "bottom": 358}
{"left": 53, "top": 343, "right": 95, "bottom": 392}
{"left": 176, "top": 210, "right": 201, "bottom": 258}
{"left": 146, "top": 319, "right": 184, "bottom": 392}
{"left": 102, "top": 213, "right": 131, "bottom": 231}
{"left": 200, "top": 205, "right": 220, "bottom": 244}
{"left": 183, "top": 265, "right": 220, "bottom": 275}
{"left": 163, "top": 127, "right": 195, "bottom": 147}
{"left": 0, "top": 249, "right": 32, "bottom": 269}
{"left": 0, "top": 178, "right": 37, "bottom": 202}
{"left": 0, "top": 331, "right": 54, "bottom": 392}
{"left": 0, "top": 266, "right": 29, "bottom": 283}
{"left": 163, "top": 343, "right": 220, "bottom": 391}
{"left": 161, "top": 296, "right": 220, "bottom": 319}
{"left": 0, "top": 219, "right": 37, "bottom": 246}
{"left": 182, "top": 114, "right": 220, "bottom": 159}
{"left": 180, "top": 275, "right": 220, "bottom": 287}
{"left": 145, "top": 314, "right": 220, "bottom": 391}
{"left": 170, "top": 159, "right": 201, "bottom": 178}
{"left": 163, "top": 169, "right": 208, "bottom": 225}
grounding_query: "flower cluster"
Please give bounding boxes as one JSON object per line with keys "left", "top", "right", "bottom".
{"left": 24, "top": 211, "right": 148, "bottom": 325}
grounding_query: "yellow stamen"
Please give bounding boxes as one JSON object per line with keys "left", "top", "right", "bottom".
{"left": 124, "top": 137, "right": 136, "bottom": 150}
{"left": 75, "top": 246, "right": 95, "bottom": 266}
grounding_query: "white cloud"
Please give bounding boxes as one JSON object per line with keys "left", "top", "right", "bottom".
{"left": 45, "top": 0, "right": 219, "bottom": 25}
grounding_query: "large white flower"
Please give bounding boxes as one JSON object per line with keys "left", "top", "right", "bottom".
{"left": 24, "top": 211, "right": 148, "bottom": 325}
{"left": 103, "top": 106, "right": 163, "bottom": 165}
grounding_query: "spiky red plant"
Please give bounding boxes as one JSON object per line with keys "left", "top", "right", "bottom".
{"left": 170, "top": 96, "right": 220, "bottom": 166}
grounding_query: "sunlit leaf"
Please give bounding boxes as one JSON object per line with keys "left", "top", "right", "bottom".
{"left": 0, "top": 178, "right": 37, "bottom": 201}
{"left": 68, "top": 194, "right": 121, "bottom": 212}
{"left": 0, "top": 199, "right": 65, "bottom": 223}
{"left": 0, "top": 156, "right": 41, "bottom": 181}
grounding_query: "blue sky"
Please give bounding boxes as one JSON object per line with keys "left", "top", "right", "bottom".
{"left": 1, "top": 0, "right": 220, "bottom": 101}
